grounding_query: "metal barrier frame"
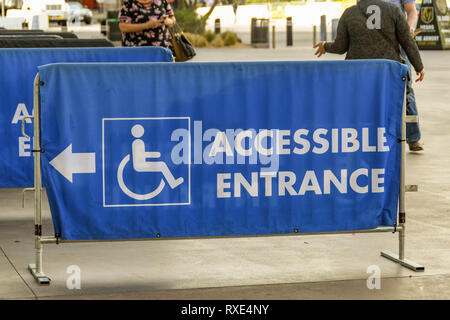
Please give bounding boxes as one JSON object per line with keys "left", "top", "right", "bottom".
{"left": 24, "top": 73, "right": 425, "bottom": 285}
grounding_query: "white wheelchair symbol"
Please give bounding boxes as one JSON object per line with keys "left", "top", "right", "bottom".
{"left": 117, "top": 124, "right": 184, "bottom": 200}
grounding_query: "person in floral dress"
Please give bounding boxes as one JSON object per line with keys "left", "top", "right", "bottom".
{"left": 118, "top": 0, "right": 176, "bottom": 52}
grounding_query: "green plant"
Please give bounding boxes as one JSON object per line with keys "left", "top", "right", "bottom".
{"left": 211, "top": 34, "right": 224, "bottom": 48}
{"left": 183, "top": 32, "right": 196, "bottom": 45}
{"left": 222, "top": 31, "right": 238, "bottom": 46}
{"left": 184, "top": 33, "right": 209, "bottom": 48}
{"left": 194, "top": 35, "right": 209, "bottom": 48}
{"left": 174, "top": 8, "right": 204, "bottom": 34}
{"left": 203, "top": 30, "right": 216, "bottom": 43}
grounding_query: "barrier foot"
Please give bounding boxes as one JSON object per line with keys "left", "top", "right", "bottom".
{"left": 380, "top": 250, "right": 425, "bottom": 272}
{"left": 28, "top": 264, "right": 51, "bottom": 285}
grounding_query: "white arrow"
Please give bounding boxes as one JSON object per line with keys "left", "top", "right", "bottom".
{"left": 50, "top": 144, "right": 96, "bottom": 183}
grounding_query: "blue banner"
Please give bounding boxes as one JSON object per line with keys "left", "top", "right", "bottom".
{"left": 38, "top": 61, "right": 407, "bottom": 240}
{"left": 0, "top": 47, "right": 172, "bottom": 187}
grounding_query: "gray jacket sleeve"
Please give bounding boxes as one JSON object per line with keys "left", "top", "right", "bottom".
{"left": 394, "top": 6, "right": 424, "bottom": 72}
{"left": 324, "top": 10, "right": 349, "bottom": 54}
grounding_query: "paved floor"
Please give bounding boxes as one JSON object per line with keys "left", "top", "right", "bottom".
{"left": 0, "top": 42, "right": 449, "bottom": 300}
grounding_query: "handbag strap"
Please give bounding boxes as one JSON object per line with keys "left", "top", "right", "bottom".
{"left": 168, "top": 23, "right": 183, "bottom": 37}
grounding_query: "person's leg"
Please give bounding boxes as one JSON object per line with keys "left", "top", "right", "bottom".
{"left": 402, "top": 51, "right": 423, "bottom": 150}
{"left": 406, "top": 63, "right": 421, "bottom": 142}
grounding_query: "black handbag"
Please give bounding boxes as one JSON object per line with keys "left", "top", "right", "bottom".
{"left": 168, "top": 23, "right": 196, "bottom": 62}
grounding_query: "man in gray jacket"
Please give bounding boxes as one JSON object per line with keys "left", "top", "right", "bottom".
{"left": 314, "top": 0, "right": 425, "bottom": 149}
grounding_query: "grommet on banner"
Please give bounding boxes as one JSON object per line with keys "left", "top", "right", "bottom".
{"left": 39, "top": 81, "right": 45, "bottom": 86}
{"left": 156, "top": 233, "right": 161, "bottom": 238}
{"left": 402, "top": 77, "right": 406, "bottom": 81}
{"left": 294, "top": 228, "right": 299, "bottom": 233}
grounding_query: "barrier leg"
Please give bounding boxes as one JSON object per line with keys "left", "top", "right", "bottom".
{"left": 29, "top": 241, "right": 50, "bottom": 285}
{"left": 28, "top": 74, "right": 51, "bottom": 285}
{"left": 381, "top": 225, "right": 424, "bottom": 271}
{"left": 380, "top": 85, "right": 424, "bottom": 272}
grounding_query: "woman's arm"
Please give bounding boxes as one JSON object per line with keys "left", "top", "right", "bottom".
{"left": 162, "top": 0, "right": 176, "bottom": 27}
{"left": 119, "top": 18, "right": 163, "bottom": 33}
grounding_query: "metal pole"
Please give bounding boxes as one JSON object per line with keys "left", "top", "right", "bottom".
{"left": 380, "top": 84, "right": 423, "bottom": 271}
{"left": 1, "top": 0, "right": 5, "bottom": 17}
{"left": 272, "top": 25, "right": 275, "bottom": 49}
{"left": 286, "top": 17, "right": 293, "bottom": 46}
{"left": 61, "top": 20, "right": 67, "bottom": 32}
{"left": 313, "top": 25, "right": 317, "bottom": 46}
{"left": 34, "top": 74, "right": 42, "bottom": 273}
{"left": 38, "top": 226, "right": 401, "bottom": 244}
{"left": 399, "top": 224, "right": 406, "bottom": 260}
{"left": 251, "top": 18, "right": 256, "bottom": 45}
{"left": 398, "top": 85, "right": 407, "bottom": 260}
{"left": 28, "top": 74, "right": 50, "bottom": 285}
{"left": 214, "top": 18, "right": 220, "bottom": 34}
{"left": 320, "top": 15, "right": 327, "bottom": 42}
{"left": 331, "top": 19, "right": 339, "bottom": 41}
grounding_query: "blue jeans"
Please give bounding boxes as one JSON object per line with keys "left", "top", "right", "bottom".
{"left": 402, "top": 51, "right": 421, "bottom": 143}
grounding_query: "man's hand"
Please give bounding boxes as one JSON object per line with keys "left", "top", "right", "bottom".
{"left": 413, "top": 27, "right": 423, "bottom": 37}
{"left": 416, "top": 69, "right": 425, "bottom": 82}
{"left": 313, "top": 41, "right": 326, "bottom": 57}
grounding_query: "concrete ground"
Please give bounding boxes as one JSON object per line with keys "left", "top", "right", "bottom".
{"left": 1, "top": 29, "right": 450, "bottom": 299}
